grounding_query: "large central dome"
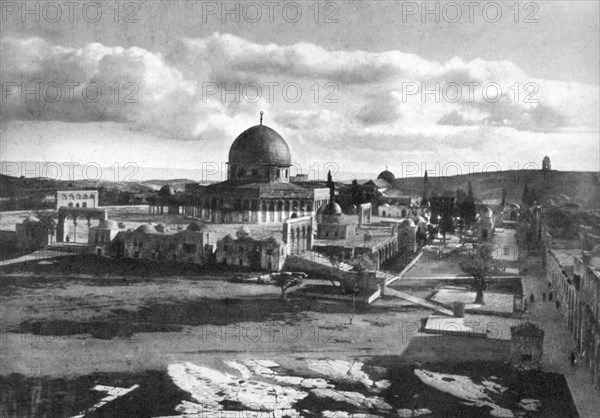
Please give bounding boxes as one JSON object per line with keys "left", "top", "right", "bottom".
{"left": 229, "top": 124, "right": 291, "bottom": 166}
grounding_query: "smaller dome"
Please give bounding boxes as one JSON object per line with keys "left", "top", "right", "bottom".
{"left": 155, "top": 223, "right": 166, "bottom": 233}
{"left": 380, "top": 203, "right": 391, "bottom": 208}
{"left": 223, "top": 233, "right": 237, "bottom": 241}
{"left": 98, "top": 220, "right": 120, "bottom": 230}
{"left": 402, "top": 219, "right": 416, "bottom": 227}
{"left": 509, "top": 203, "right": 520, "bottom": 209}
{"left": 136, "top": 224, "right": 157, "bottom": 234}
{"left": 159, "top": 185, "right": 175, "bottom": 196}
{"left": 187, "top": 222, "right": 206, "bottom": 232}
{"left": 413, "top": 215, "right": 426, "bottom": 224}
{"left": 377, "top": 169, "right": 396, "bottom": 184}
{"left": 236, "top": 225, "right": 251, "bottom": 238}
{"left": 266, "top": 235, "right": 283, "bottom": 244}
{"left": 322, "top": 202, "right": 342, "bottom": 216}
{"left": 23, "top": 215, "right": 40, "bottom": 224}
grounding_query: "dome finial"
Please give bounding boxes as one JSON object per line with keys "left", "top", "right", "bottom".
{"left": 260, "top": 111, "right": 264, "bottom": 125}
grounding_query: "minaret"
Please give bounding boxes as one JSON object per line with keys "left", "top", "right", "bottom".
{"left": 326, "top": 170, "right": 335, "bottom": 205}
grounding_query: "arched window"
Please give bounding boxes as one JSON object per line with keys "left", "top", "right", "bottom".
{"left": 62, "top": 194, "right": 67, "bottom": 199}
{"left": 82, "top": 194, "right": 88, "bottom": 199}
{"left": 75, "top": 203, "right": 80, "bottom": 208}
{"left": 76, "top": 194, "right": 81, "bottom": 199}
{"left": 82, "top": 202, "right": 87, "bottom": 208}
{"left": 68, "top": 202, "right": 73, "bottom": 207}
{"left": 69, "top": 194, "right": 74, "bottom": 200}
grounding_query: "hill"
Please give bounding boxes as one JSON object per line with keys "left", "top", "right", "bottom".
{"left": 391, "top": 170, "right": 600, "bottom": 208}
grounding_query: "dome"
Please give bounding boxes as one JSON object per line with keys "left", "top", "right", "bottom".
{"left": 402, "top": 219, "right": 415, "bottom": 227}
{"left": 159, "top": 185, "right": 175, "bottom": 196}
{"left": 23, "top": 215, "right": 40, "bottom": 224}
{"left": 136, "top": 224, "right": 157, "bottom": 234}
{"left": 377, "top": 169, "right": 396, "bottom": 184}
{"left": 187, "top": 222, "right": 206, "bottom": 232}
{"left": 481, "top": 207, "right": 493, "bottom": 217}
{"left": 98, "top": 220, "right": 120, "bottom": 230}
{"left": 413, "top": 215, "right": 426, "bottom": 224}
{"left": 223, "top": 233, "right": 237, "bottom": 241}
{"left": 155, "top": 223, "right": 166, "bottom": 233}
{"left": 229, "top": 124, "right": 291, "bottom": 166}
{"left": 236, "top": 225, "right": 251, "bottom": 238}
{"left": 322, "top": 202, "right": 343, "bottom": 216}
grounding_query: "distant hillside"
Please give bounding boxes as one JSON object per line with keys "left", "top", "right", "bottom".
{"left": 391, "top": 170, "right": 600, "bottom": 208}
{"left": 0, "top": 174, "right": 155, "bottom": 198}
{"left": 139, "top": 179, "right": 197, "bottom": 192}
{"left": 2, "top": 169, "right": 599, "bottom": 209}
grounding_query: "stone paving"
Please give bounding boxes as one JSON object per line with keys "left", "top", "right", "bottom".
{"left": 521, "top": 256, "right": 600, "bottom": 418}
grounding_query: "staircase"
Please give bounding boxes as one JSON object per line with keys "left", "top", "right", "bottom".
{"left": 384, "top": 288, "right": 454, "bottom": 316}
{"left": 377, "top": 271, "right": 401, "bottom": 286}
{"left": 294, "top": 250, "right": 354, "bottom": 272}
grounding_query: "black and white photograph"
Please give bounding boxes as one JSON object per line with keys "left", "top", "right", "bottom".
{"left": 0, "top": 1, "right": 599, "bottom": 416}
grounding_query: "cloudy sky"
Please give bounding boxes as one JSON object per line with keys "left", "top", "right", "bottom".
{"left": 1, "top": 1, "right": 598, "bottom": 180}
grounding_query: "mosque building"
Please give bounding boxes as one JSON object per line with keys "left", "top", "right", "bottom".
{"left": 184, "top": 113, "right": 330, "bottom": 223}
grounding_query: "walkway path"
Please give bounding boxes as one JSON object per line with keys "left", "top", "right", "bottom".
{"left": 521, "top": 256, "right": 600, "bottom": 418}
{"left": 0, "top": 249, "right": 72, "bottom": 266}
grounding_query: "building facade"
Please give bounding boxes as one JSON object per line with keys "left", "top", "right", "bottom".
{"left": 117, "top": 223, "right": 216, "bottom": 265}
{"left": 546, "top": 242, "right": 600, "bottom": 392}
{"left": 88, "top": 220, "right": 123, "bottom": 255}
{"left": 56, "top": 190, "right": 98, "bottom": 209}
{"left": 15, "top": 215, "right": 53, "bottom": 250}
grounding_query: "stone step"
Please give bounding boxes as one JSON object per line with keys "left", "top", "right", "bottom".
{"left": 384, "top": 288, "right": 454, "bottom": 316}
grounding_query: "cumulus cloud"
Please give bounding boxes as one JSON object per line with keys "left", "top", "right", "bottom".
{"left": 1, "top": 32, "right": 597, "bottom": 155}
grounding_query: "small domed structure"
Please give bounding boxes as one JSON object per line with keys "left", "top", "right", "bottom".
{"left": 377, "top": 169, "right": 396, "bottom": 184}
{"left": 481, "top": 207, "right": 493, "bottom": 217}
{"left": 159, "top": 185, "right": 175, "bottom": 196}
{"left": 223, "top": 233, "right": 237, "bottom": 241}
{"left": 136, "top": 224, "right": 157, "bottom": 234}
{"left": 155, "top": 223, "right": 166, "bottom": 233}
{"left": 322, "top": 202, "right": 343, "bottom": 216}
{"left": 23, "top": 215, "right": 40, "bottom": 224}
{"left": 413, "top": 215, "right": 426, "bottom": 224}
{"left": 98, "top": 219, "right": 120, "bottom": 230}
{"left": 402, "top": 219, "right": 416, "bottom": 227}
{"left": 236, "top": 225, "right": 251, "bottom": 238}
{"left": 186, "top": 222, "right": 206, "bottom": 232}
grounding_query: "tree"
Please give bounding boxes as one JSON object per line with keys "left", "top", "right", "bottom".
{"left": 501, "top": 186, "right": 507, "bottom": 206}
{"left": 439, "top": 212, "right": 455, "bottom": 244}
{"left": 422, "top": 171, "right": 429, "bottom": 206}
{"left": 522, "top": 182, "right": 538, "bottom": 207}
{"left": 324, "top": 246, "right": 342, "bottom": 287}
{"left": 460, "top": 244, "right": 495, "bottom": 304}
{"left": 350, "top": 179, "right": 362, "bottom": 206}
{"left": 273, "top": 275, "right": 302, "bottom": 300}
